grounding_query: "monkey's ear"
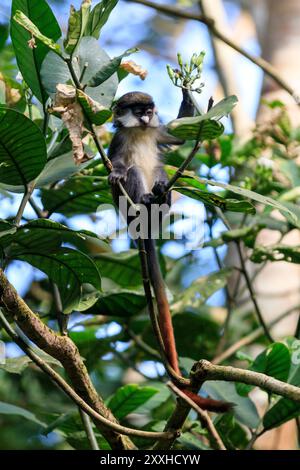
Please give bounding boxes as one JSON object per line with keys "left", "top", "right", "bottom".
{"left": 157, "top": 126, "right": 184, "bottom": 145}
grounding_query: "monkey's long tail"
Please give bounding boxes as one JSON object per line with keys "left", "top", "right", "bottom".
{"left": 144, "top": 238, "right": 232, "bottom": 413}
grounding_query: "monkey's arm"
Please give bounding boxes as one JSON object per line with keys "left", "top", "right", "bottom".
{"left": 108, "top": 132, "right": 128, "bottom": 184}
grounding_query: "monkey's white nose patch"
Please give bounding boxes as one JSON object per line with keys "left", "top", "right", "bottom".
{"left": 140, "top": 115, "right": 150, "bottom": 124}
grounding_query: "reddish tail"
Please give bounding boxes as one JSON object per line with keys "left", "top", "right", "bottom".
{"left": 144, "top": 238, "right": 232, "bottom": 413}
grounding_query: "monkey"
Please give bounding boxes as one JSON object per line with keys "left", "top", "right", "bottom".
{"left": 108, "top": 91, "right": 231, "bottom": 412}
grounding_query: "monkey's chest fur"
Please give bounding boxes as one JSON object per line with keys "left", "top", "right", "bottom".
{"left": 123, "top": 128, "right": 160, "bottom": 193}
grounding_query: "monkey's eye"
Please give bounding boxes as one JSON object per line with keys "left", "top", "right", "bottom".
{"left": 132, "top": 107, "right": 144, "bottom": 116}
{"left": 145, "top": 108, "right": 153, "bottom": 116}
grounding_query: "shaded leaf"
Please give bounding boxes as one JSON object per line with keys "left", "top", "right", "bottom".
{"left": 88, "top": 287, "right": 147, "bottom": 317}
{"left": 41, "top": 37, "right": 118, "bottom": 108}
{"left": 87, "top": 48, "right": 138, "bottom": 87}
{"left": 94, "top": 250, "right": 142, "bottom": 287}
{"left": 0, "top": 108, "right": 47, "bottom": 186}
{"left": 14, "top": 247, "right": 101, "bottom": 313}
{"left": 107, "top": 384, "right": 158, "bottom": 420}
{"left": 41, "top": 176, "right": 112, "bottom": 216}
{"left": 0, "top": 401, "right": 45, "bottom": 427}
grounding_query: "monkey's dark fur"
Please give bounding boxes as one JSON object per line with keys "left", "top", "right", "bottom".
{"left": 108, "top": 90, "right": 231, "bottom": 413}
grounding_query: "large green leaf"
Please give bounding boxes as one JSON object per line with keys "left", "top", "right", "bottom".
{"left": 41, "top": 37, "right": 118, "bottom": 108}
{"left": 0, "top": 219, "right": 98, "bottom": 254}
{"left": 107, "top": 384, "right": 158, "bottom": 420}
{"left": 236, "top": 343, "right": 291, "bottom": 397}
{"left": 94, "top": 250, "right": 142, "bottom": 287}
{"left": 11, "top": 0, "right": 61, "bottom": 103}
{"left": 41, "top": 176, "right": 112, "bottom": 216}
{"left": 84, "top": 0, "right": 118, "bottom": 38}
{"left": 76, "top": 89, "right": 112, "bottom": 125}
{"left": 88, "top": 287, "right": 147, "bottom": 317}
{"left": 251, "top": 245, "right": 300, "bottom": 264}
{"left": 0, "top": 351, "right": 61, "bottom": 374}
{"left": 0, "top": 401, "right": 46, "bottom": 427}
{"left": 167, "top": 96, "right": 237, "bottom": 140}
{"left": 87, "top": 48, "right": 138, "bottom": 87}
{"left": 14, "top": 247, "right": 101, "bottom": 313}
{"left": 175, "top": 186, "right": 255, "bottom": 214}
{"left": 263, "top": 339, "right": 300, "bottom": 430}
{"left": 0, "top": 108, "right": 47, "bottom": 186}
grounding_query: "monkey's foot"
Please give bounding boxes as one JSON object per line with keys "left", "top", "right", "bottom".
{"left": 152, "top": 181, "right": 168, "bottom": 197}
{"left": 140, "top": 193, "right": 155, "bottom": 206}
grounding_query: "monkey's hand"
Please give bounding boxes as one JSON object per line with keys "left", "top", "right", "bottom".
{"left": 152, "top": 181, "right": 170, "bottom": 205}
{"left": 108, "top": 168, "right": 127, "bottom": 185}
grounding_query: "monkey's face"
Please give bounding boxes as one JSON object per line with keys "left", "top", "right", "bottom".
{"left": 113, "top": 92, "right": 160, "bottom": 129}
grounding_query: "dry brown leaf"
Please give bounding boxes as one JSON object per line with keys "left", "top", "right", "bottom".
{"left": 51, "top": 84, "right": 89, "bottom": 165}
{"left": 120, "top": 60, "right": 148, "bottom": 80}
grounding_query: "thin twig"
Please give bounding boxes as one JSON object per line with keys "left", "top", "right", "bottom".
{"left": 213, "top": 305, "right": 300, "bottom": 364}
{"left": 79, "top": 407, "right": 100, "bottom": 450}
{"left": 14, "top": 184, "right": 34, "bottom": 226}
{"left": 236, "top": 241, "right": 273, "bottom": 343}
{"left": 167, "top": 381, "right": 226, "bottom": 450}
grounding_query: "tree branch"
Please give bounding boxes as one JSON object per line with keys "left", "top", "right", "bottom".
{"left": 128, "top": 0, "right": 299, "bottom": 103}
{"left": 0, "top": 269, "right": 135, "bottom": 449}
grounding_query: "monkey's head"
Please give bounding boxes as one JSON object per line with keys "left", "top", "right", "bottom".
{"left": 113, "top": 92, "right": 159, "bottom": 129}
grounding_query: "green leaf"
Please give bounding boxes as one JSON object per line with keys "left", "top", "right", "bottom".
{"left": 13, "top": 10, "right": 61, "bottom": 54}
{"left": 236, "top": 343, "right": 291, "bottom": 397}
{"left": 41, "top": 176, "right": 112, "bottom": 216}
{"left": 88, "top": 287, "right": 147, "bottom": 317}
{"left": 0, "top": 219, "right": 97, "bottom": 254}
{"left": 173, "top": 171, "right": 299, "bottom": 226}
{"left": 215, "top": 413, "right": 248, "bottom": 450}
{"left": 94, "top": 250, "right": 142, "bottom": 287}
{"left": 263, "top": 340, "right": 300, "bottom": 430}
{"left": 14, "top": 247, "right": 101, "bottom": 313}
{"left": 11, "top": 0, "right": 61, "bottom": 103}
{"left": 87, "top": 48, "right": 138, "bottom": 87}
{"left": 251, "top": 245, "right": 300, "bottom": 264}
{"left": 167, "top": 95, "right": 238, "bottom": 140}
{"left": 77, "top": 89, "right": 112, "bottom": 125}
{"left": 172, "top": 269, "right": 232, "bottom": 313}
{"left": 107, "top": 384, "right": 158, "bottom": 420}
{"left": 0, "top": 351, "right": 61, "bottom": 374}
{"left": 84, "top": 0, "right": 118, "bottom": 38}
{"left": 0, "top": 108, "right": 47, "bottom": 186}
{"left": 64, "top": 0, "right": 91, "bottom": 54}
{"left": 41, "top": 37, "right": 118, "bottom": 108}
{"left": 0, "top": 220, "right": 17, "bottom": 238}
{"left": 0, "top": 401, "right": 46, "bottom": 427}
{"left": 175, "top": 186, "right": 255, "bottom": 214}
